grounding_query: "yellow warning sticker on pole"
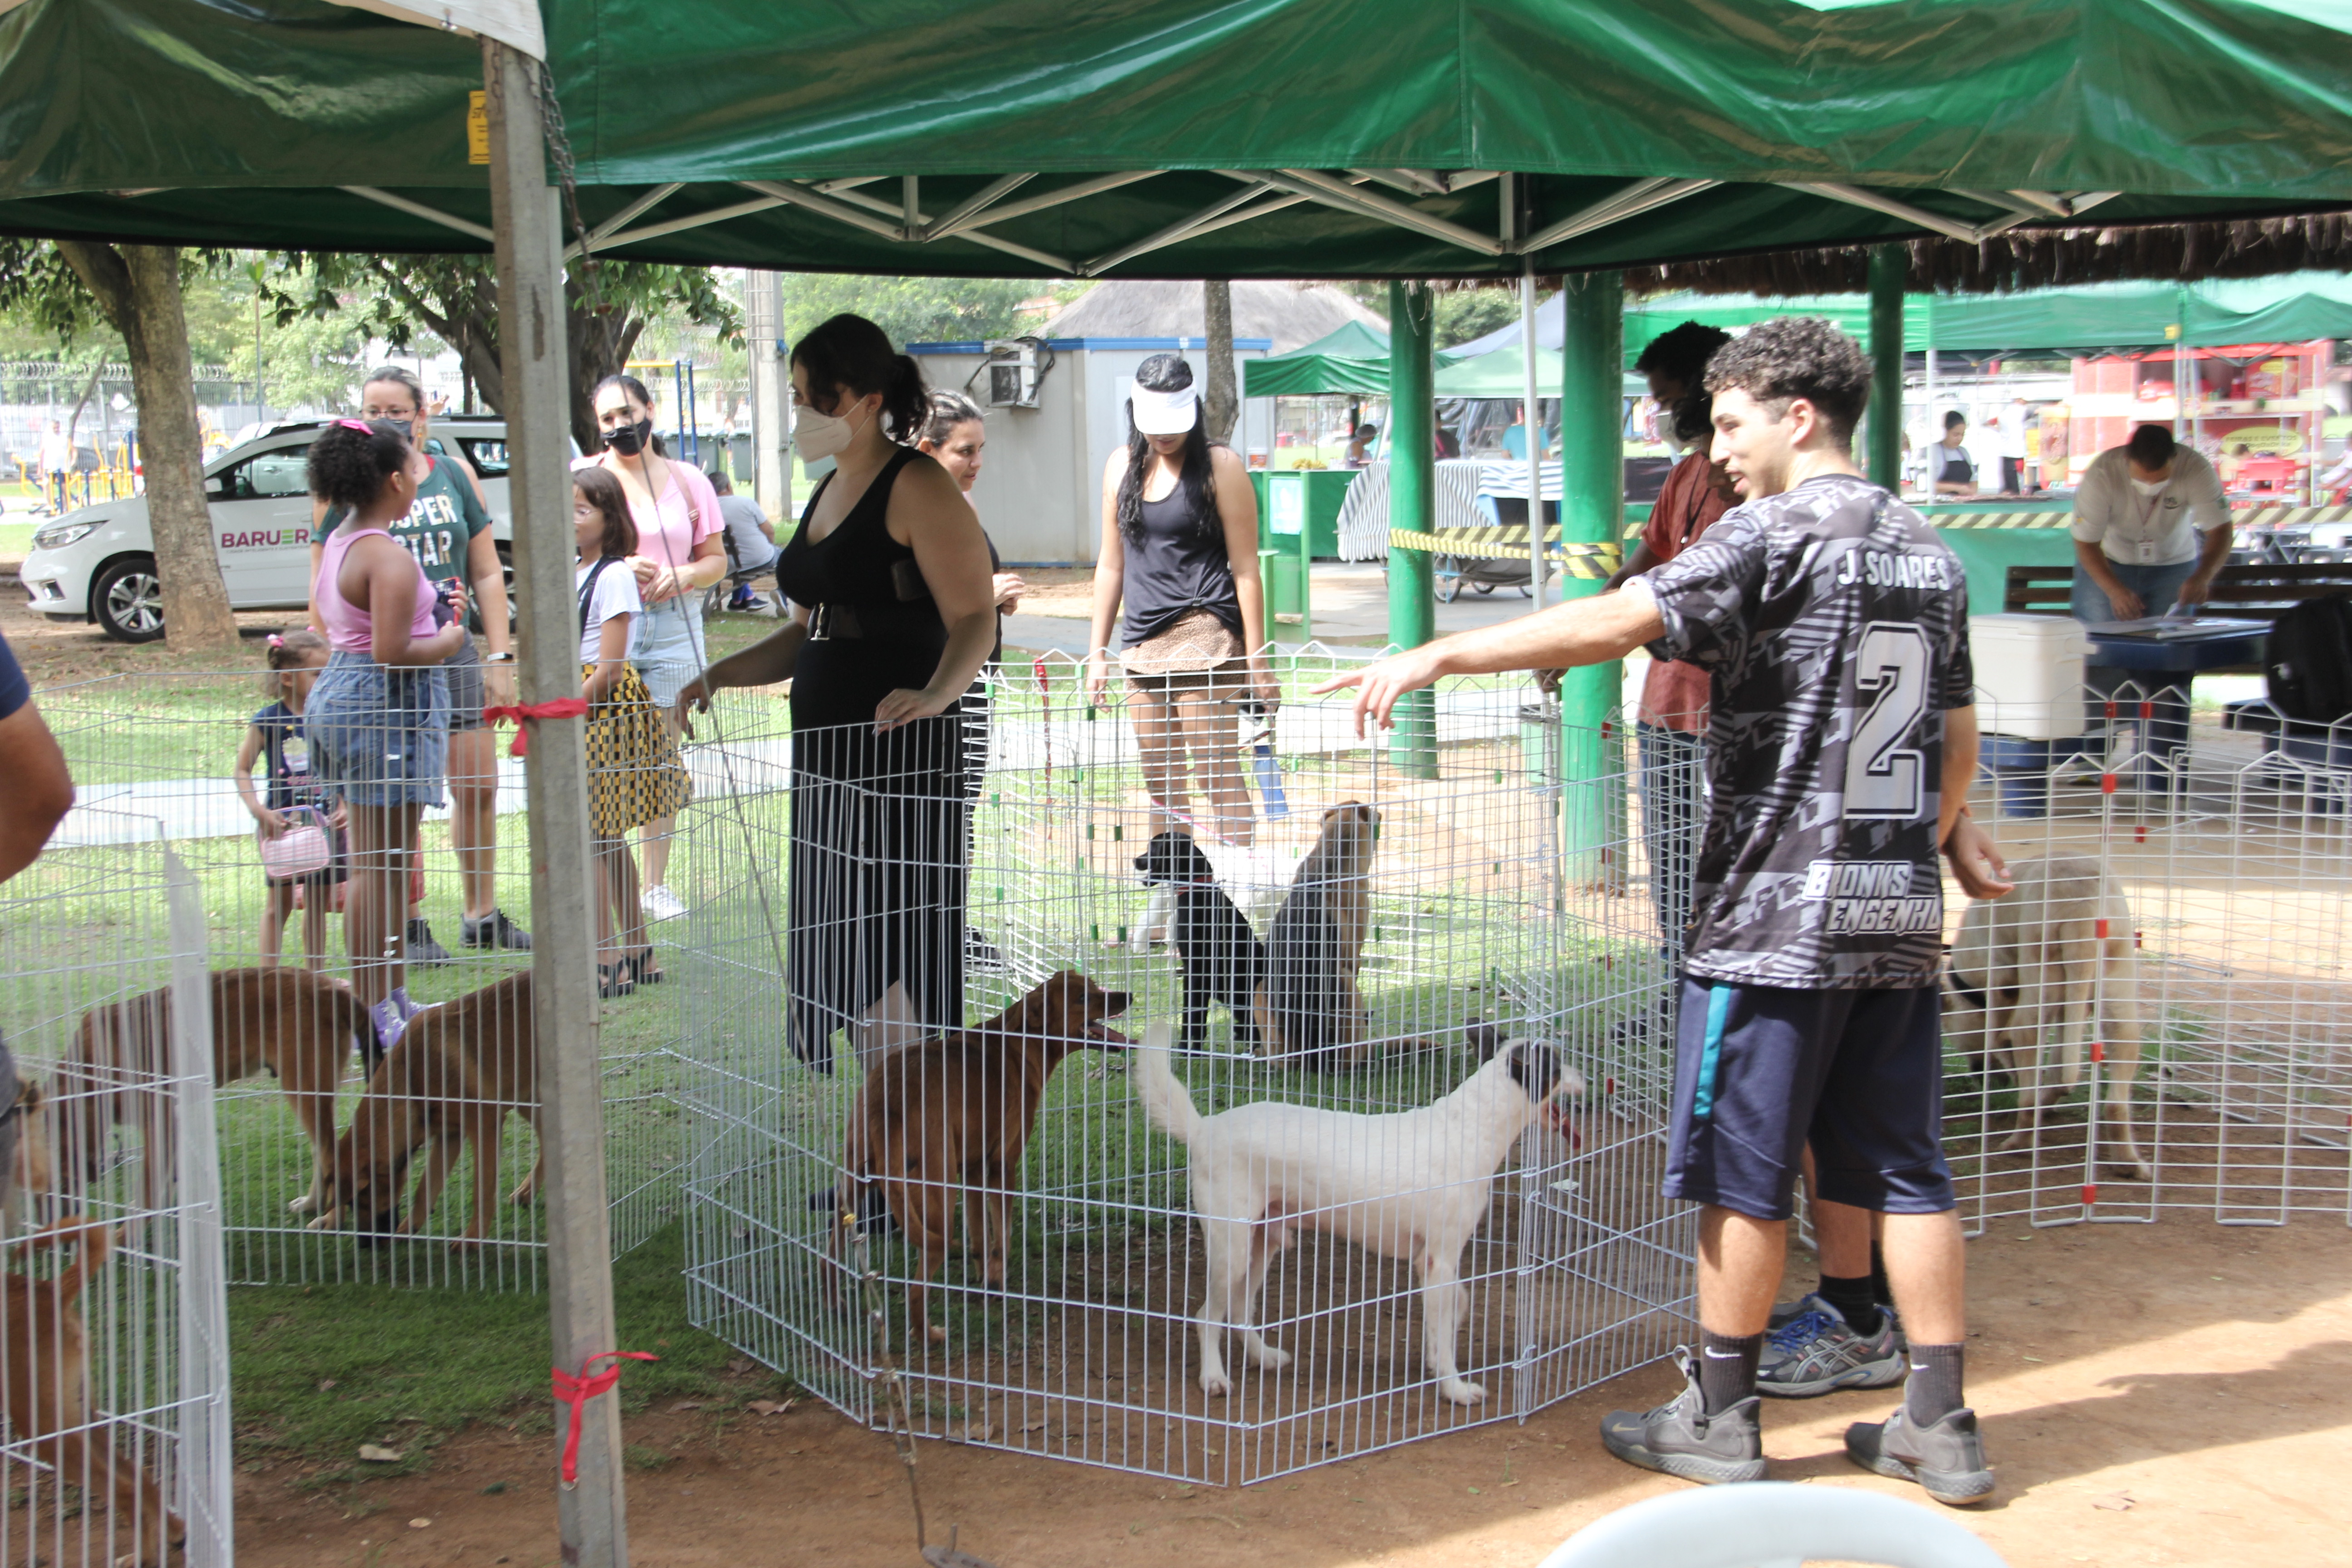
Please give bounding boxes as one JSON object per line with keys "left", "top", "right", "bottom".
{"left": 468, "top": 91, "right": 490, "bottom": 165}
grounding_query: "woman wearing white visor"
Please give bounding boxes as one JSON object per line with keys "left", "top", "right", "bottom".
{"left": 1086, "top": 353, "right": 1274, "bottom": 848}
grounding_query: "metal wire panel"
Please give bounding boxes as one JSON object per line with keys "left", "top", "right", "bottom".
{"left": 678, "top": 652, "right": 1695, "bottom": 1485}
{"left": 1942, "top": 684, "right": 2352, "bottom": 1231}
{"left": 0, "top": 836, "right": 232, "bottom": 1565}
{"left": 31, "top": 671, "right": 679, "bottom": 1289}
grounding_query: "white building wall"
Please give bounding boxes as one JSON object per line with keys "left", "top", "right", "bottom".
{"left": 911, "top": 339, "right": 1269, "bottom": 566}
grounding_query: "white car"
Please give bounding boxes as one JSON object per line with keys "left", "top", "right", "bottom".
{"left": 17, "top": 417, "right": 517, "bottom": 642}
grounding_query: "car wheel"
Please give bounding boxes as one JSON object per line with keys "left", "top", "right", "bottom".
{"left": 92, "top": 556, "right": 166, "bottom": 643}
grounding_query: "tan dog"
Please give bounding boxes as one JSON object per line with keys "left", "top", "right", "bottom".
{"left": 3, "top": 1218, "right": 183, "bottom": 1562}
{"left": 1, "top": 1079, "right": 52, "bottom": 1235}
{"left": 1945, "top": 855, "right": 2152, "bottom": 1181}
{"left": 838, "top": 972, "right": 1130, "bottom": 1343}
{"left": 328, "top": 972, "right": 542, "bottom": 1248}
{"left": 1256, "top": 801, "right": 1381, "bottom": 1068}
{"left": 49, "top": 968, "right": 369, "bottom": 1214}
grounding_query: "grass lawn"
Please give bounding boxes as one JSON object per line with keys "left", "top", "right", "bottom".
{"left": 228, "top": 1223, "right": 779, "bottom": 1481}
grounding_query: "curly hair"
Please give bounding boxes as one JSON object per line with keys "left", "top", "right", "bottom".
{"left": 306, "top": 418, "right": 411, "bottom": 510}
{"left": 1702, "top": 317, "right": 1872, "bottom": 448}
{"left": 1633, "top": 320, "right": 1733, "bottom": 390}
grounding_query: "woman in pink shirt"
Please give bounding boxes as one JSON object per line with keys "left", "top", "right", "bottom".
{"left": 575, "top": 374, "right": 726, "bottom": 921}
{"left": 304, "top": 419, "right": 471, "bottom": 1059}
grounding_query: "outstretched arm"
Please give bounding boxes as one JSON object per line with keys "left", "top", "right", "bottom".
{"left": 1314, "top": 583, "right": 1666, "bottom": 735}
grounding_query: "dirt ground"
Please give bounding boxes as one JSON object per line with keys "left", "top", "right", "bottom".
{"left": 233, "top": 1218, "right": 2349, "bottom": 1568}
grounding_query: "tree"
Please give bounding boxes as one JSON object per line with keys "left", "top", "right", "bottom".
{"left": 777, "top": 274, "right": 1044, "bottom": 353}
{"left": 0, "top": 240, "right": 239, "bottom": 650}
{"left": 1200, "top": 280, "right": 1237, "bottom": 444}
{"left": 274, "top": 255, "right": 742, "bottom": 455}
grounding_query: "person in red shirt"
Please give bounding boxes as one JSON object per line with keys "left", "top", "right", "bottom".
{"left": 1610, "top": 322, "right": 1735, "bottom": 952}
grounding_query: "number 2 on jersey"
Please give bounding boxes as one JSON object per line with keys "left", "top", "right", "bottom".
{"left": 1844, "top": 623, "right": 1930, "bottom": 819}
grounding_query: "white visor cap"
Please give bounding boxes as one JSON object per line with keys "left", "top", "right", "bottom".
{"left": 1130, "top": 380, "right": 1200, "bottom": 436}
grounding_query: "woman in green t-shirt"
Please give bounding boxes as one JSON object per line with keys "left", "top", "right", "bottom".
{"left": 308, "top": 366, "right": 528, "bottom": 966}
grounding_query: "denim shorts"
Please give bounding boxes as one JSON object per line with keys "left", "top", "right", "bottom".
{"left": 632, "top": 597, "right": 705, "bottom": 713}
{"left": 307, "top": 651, "right": 449, "bottom": 808}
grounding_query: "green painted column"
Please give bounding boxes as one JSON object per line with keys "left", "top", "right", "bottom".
{"left": 1558, "top": 270, "right": 1624, "bottom": 877}
{"left": 1868, "top": 244, "right": 1906, "bottom": 490}
{"left": 1385, "top": 279, "right": 1437, "bottom": 777}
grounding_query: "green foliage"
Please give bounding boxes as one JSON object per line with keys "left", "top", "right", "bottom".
{"left": 780, "top": 274, "right": 1046, "bottom": 350}
{"left": 1434, "top": 287, "right": 1529, "bottom": 351}
{"left": 0, "top": 239, "right": 119, "bottom": 351}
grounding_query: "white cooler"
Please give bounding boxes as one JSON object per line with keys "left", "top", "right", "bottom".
{"left": 1969, "top": 613, "right": 2087, "bottom": 740}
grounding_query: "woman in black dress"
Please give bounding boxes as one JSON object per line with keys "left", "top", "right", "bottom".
{"left": 680, "top": 316, "right": 996, "bottom": 1072}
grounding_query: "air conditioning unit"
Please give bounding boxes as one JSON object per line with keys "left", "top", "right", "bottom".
{"left": 981, "top": 338, "right": 1045, "bottom": 409}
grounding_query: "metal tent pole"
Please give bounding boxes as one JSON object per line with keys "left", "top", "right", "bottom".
{"left": 482, "top": 39, "right": 632, "bottom": 1568}
{"left": 1557, "top": 270, "right": 1623, "bottom": 879}
{"left": 1385, "top": 279, "right": 1438, "bottom": 778}
{"left": 1522, "top": 260, "right": 1545, "bottom": 608}
{"left": 1868, "top": 244, "right": 1905, "bottom": 490}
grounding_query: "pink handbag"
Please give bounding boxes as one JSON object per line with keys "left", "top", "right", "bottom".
{"left": 258, "top": 806, "right": 333, "bottom": 881}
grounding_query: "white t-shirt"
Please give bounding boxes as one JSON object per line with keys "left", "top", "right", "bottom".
{"left": 576, "top": 559, "right": 642, "bottom": 663}
{"left": 39, "top": 431, "right": 73, "bottom": 472}
{"left": 1998, "top": 407, "right": 2030, "bottom": 460}
{"left": 2070, "top": 445, "right": 2229, "bottom": 566}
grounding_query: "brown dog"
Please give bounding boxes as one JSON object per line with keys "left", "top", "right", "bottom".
{"left": 838, "top": 971, "right": 1130, "bottom": 1343}
{"left": 3, "top": 1218, "right": 183, "bottom": 1562}
{"left": 1255, "top": 801, "right": 1381, "bottom": 1068}
{"left": 328, "top": 972, "right": 541, "bottom": 1248}
{"left": 49, "top": 967, "right": 369, "bottom": 1214}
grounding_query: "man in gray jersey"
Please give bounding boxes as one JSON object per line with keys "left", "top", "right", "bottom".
{"left": 1323, "top": 318, "right": 2013, "bottom": 1504}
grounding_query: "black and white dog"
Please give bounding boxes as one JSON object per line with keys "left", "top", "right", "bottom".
{"left": 1134, "top": 830, "right": 1268, "bottom": 1051}
{"left": 1134, "top": 1024, "right": 1583, "bottom": 1405}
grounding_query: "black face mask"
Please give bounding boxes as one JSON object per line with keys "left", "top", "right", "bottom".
{"left": 384, "top": 417, "right": 416, "bottom": 441}
{"left": 600, "top": 417, "right": 653, "bottom": 457}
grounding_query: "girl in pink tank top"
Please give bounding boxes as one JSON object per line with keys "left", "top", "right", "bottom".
{"left": 302, "top": 419, "right": 470, "bottom": 1060}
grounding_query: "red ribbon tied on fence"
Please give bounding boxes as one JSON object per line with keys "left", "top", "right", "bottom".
{"left": 483, "top": 698, "right": 590, "bottom": 757}
{"left": 550, "top": 1351, "right": 658, "bottom": 1487}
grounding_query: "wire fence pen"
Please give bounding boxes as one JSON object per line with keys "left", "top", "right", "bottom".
{"left": 0, "top": 830, "right": 232, "bottom": 1566}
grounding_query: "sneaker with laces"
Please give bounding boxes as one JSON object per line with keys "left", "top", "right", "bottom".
{"left": 1758, "top": 1296, "right": 1907, "bottom": 1398}
{"left": 642, "top": 884, "right": 688, "bottom": 923}
{"left": 1599, "top": 1348, "right": 1767, "bottom": 1485}
{"left": 1845, "top": 1404, "right": 1996, "bottom": 1505}
{"left": 461, "top": 907, "right": 534, "bottom": 951}
{"left": 405, "top": 916, "right": 452, "bottom": 968}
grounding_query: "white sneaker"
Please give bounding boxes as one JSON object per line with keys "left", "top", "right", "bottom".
{"left": 642, "top": 884, "right": 688, "bottom": 922}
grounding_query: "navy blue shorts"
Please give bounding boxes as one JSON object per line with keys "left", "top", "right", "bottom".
{"left": 1661, "top": 978, "right": 1955, "bottom": 1221}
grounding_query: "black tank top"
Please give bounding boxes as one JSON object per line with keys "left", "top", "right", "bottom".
{"left": 1119, "top": 466, "right": 1241, "bottom": 648}
{"left": 777, "top": 447, "right": 956, "bottom": 729}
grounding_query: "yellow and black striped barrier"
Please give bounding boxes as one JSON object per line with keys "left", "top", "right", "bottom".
{"left": 1390, "top": 530, "right": 1622, "bottom": 576}
{"left": 1926, "top": 503, "right": 2352, "bottom": 530}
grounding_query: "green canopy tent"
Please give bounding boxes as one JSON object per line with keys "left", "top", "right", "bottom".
{"left": 10, "top": 9, "right": 2352, "bottom": 1556}
{"left": 6, "top": 0, "right": 2352, "bottom": 277}
{"left": 1623, "top": 272, "right": 2352, "bottom": 355}
{"left": 1243, "top": 321, "right": 1394, "bottom": 397}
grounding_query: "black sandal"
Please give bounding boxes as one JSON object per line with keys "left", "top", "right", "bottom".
{"left": 625, "top": 950, "right": 666, "bottom": 987}
{"left": 598, "top": 962, "right": 636, "bottom": 999}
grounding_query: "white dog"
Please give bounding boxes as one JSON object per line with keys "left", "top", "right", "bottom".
{"left": 1945, "top": 855, "right": 2153, "bottom": 1181}
{"left": 1132, "top": 1024, "right": 1582, "bottom": 1406}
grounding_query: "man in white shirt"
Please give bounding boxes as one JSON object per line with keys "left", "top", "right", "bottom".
{"left": 2069, "top": 424, "right": 2231, "bottom": 623}
{"left": 2070, "top": 423, "right": 2233, "bottom": 772}
{"left": 38, "top": 421, "right": 74, "bottom": 512}
{"left": 1997, "top": 398, "right": 2031, "bottom": 495}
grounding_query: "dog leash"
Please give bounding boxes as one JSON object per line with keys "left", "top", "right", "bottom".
{"left": 850, "top": 1218, "right": 998, "bottom": 1568}
{"left": 483, "top": 696, "right": 590, "bottom": 757}
{"left": 549, "top": 1350, "right": 658, "bottom": 1488}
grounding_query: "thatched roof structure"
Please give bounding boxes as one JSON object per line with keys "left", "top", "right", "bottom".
{"left": 1636, "top": 213, "right": 2352, "bottom": 298}
{"left": 1041, "top": 280, "right": 1384, "bottom": 352}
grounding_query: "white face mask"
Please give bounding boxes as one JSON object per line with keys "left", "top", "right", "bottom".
{"left": 792, "top": 399, "right": 870, "bottom": 462}
{"left": 2128, "top": 475, "right": 2170, "bottom": 499}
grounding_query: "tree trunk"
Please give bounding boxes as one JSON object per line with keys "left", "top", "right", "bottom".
{"left": 57, "top": 241, "right": 239, "bottom": 651}
{"left": 1202, "top": 279, "right": 1237, "bottom": 445}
